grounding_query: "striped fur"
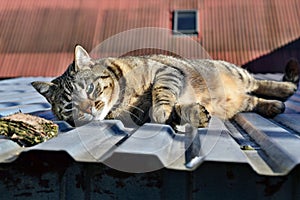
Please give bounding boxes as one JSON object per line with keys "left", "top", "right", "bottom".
{"left": 32, "top": 45, "right": 297, "bottom": 128}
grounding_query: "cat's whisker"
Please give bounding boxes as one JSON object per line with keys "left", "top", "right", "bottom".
{"left": 77, "top": 113, "right": 92, "bottom": 122}
{"left": 128, "top": 104, "right": 145, "bottom": 113}
{"left": 111, "top": 106, "right": 143, "bottom": 122}
{"left": 122, "top": 110, "right": 143, "bottom": 122}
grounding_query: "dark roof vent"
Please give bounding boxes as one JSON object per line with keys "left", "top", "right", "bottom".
{"left": 173, "top": 10, "right": 198, "bottom": 35}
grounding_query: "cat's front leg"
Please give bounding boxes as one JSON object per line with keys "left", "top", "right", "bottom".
{"left": 151, "top": 67, "right": 184, "bottom": 124}
{"left": 151, "top": 86, "right": 178, "bottom": 124}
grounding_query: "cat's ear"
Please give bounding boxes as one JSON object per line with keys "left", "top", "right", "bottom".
{"left": 31, "top": 81, "right": 57, "bottom": 102}
{"left": 74, "top": 45, "right": 93, "bottom": 69}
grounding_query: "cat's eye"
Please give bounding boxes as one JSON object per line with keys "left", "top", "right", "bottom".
{"left": 86, "top": 83, "right": 95, "bottom": 95}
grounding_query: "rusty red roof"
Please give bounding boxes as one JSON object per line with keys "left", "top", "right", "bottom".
{"left": 0, "top": 0, "right": 300, "bottom": 77}
{"left": 203, "top": 0, "right": 300, "bottom": 66}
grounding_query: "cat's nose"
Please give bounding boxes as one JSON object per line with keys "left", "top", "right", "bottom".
{"left": 80, "top": 101, "right": 93, "bottom": 114}
{"left": 84, "top": 107, "right": 92, "bottom": 114}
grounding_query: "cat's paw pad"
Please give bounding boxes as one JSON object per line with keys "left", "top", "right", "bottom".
{"left": 257, "top": 100, "right": 285, "bottom": 118}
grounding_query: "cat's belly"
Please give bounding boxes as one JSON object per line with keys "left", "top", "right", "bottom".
{"left": 178, "top": 79, "right": 244, "bottom": 120}
{"left": 178, "top": 83, "right": 201, "bottom": 104}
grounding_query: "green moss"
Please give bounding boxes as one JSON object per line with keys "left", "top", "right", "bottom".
{"left": 0, "top": 113, "right": 58, "bottom": 147}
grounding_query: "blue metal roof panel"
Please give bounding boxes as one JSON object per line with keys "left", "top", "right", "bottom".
{"left": 0, "top": 76, "right": 300, "bottom": 176}
{"left": 235, "top": 113, "right": 300, "bottom": 175}
{"left": 0, "top": 77, "right": 52, "bottom": 117}
{"left": 0, "top": 139, "right": 23, "bottom": 163}
{"left": 274, "top": 114, "right": 300, "bottom": 133}
{"left": 29, "top": 120, "right": 128, "bottom": 163}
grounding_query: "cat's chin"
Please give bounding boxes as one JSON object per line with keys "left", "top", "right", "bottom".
{"left": 93, "top": 105, "right": 111, "bottom": 121}
{"left": 69, "top": 112, "right": 93, "bottom": 127}
{"left": 74, "top": 115, "right": 104, "bottom": 127}
{"left": 93, "top": 115, "right": 104, "bottom": 121}
{"left": 69, "top": 111, "right": 105, "bottom": 127}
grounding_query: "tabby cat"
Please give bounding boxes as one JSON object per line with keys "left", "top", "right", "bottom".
{"left": 32, "top": 45, "right": 297, "bottom": 128}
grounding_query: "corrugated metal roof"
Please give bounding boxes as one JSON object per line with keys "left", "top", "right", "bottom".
{"left": 0, "top": 75, "right": 300, "bottom": 176}
{"left": 202, "top": 0, "right": 300, "bottom": 65}
{"left": 0, "top": 0, "right": 300, "bottom": 77}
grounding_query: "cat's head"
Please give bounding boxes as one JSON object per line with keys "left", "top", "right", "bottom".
{"left": 32, "top": 45, "right": 120, "bottom": 126}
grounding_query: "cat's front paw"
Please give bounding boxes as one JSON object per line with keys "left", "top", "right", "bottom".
{"left": 151, "top": 106, "right": 172, "bottom": 124}
{"left": 175, "top": 103, "right": 211, "bottom": 128}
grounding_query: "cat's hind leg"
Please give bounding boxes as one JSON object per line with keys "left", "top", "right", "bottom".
{"left": 242, "top": 94, "right": 285, "bottom": 118}
{"left": 252, "top": 79, "right": 297, "bottom": 100}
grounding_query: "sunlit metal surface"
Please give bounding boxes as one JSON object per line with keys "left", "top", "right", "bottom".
{"left": 0, "top": 75, "right": 299, "bottom": 176}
